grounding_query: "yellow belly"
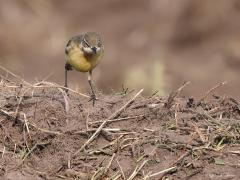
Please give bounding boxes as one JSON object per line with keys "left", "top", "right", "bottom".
{"left": 66, "top": 48, "right": 102, "bottom": 72}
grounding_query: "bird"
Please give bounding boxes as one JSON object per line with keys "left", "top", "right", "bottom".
{"left": 64, "top": 32, "right": 104, "bottom": 106}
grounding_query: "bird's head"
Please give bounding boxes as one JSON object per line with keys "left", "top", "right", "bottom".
{"left": 81, "top": 32, "right": 103, "bottom": 55}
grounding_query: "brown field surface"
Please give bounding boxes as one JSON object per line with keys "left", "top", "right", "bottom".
{"left": 0, "top": 72, "right": 239, "bottom": 179}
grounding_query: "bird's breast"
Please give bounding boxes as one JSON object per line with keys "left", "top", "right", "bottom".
{"left": 66, "top": 48, "right": 101, "bottom": 72}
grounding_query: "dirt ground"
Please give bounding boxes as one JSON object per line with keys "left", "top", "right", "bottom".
{"left": 0, "top": 71, "right": 240, "bottom": 180}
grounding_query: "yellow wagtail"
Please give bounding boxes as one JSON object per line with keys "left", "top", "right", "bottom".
{"left": 64, "top": 32, "right": 104, "bottom": 106}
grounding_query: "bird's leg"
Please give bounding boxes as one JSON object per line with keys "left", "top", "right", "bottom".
{"left": 65, "top": 63, "right": 72, "bottom": 92}
{"left": 88, "top": 70, "right": 97, "bottom": 106}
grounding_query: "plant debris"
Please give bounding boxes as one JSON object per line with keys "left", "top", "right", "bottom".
{"left": 0, "top": 69, "right": 240, "bottom": 179}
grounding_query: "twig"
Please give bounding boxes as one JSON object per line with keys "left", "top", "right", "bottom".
{"left": 97, "top": 135, "right": 123, "bottom": 151}
{"left": 199, "top": 81, "right": 227, "bottom": 102}
{"left": 106, "top": 153, "right": 116, "bottom": 171}
{"left": 74, "top": 89, "right": 144, "bottom": 155}
{"left": 86, "top": 112, "right": 90, "bottom": 130}
{"left": 39, "top": 72, "right": 54, "bottom": 82}
{"left": 165, "top": 81, "right": 190, "bottom": 108}
{"left": 21, "top": 143, "right": 38, "bottom": 162}
{"left": 115, "top": 132, "right": 137, "bottom": 135}
{"left": 127, "top": 160, "right": 148, "bottom": 180}
{"left": 58, "top": 87, "right": 70, "bottom": 113}
{"left": 90, "top": 157, "right": 116, "bottom": 180}
{"left": 0, "top": 109, "right": 14, "bottom": 117}
{"left": 1, "top": 109, "right": 62, "bottom": 135}
{"left": 0, "top": 65, "right": 32, "bottom": 86}
{"left": 1, "top": 146, "right": 5, "bottom": 158}
{"left": 89, "top": 115, "right": 144, "bottom": 125}
{"left": 191, "top": 122, "right": 206, "bottom": 143}
{"left": 116, "top": 159, "right": 126, "bottom": 179}
{"left": 33, "top": 99, "right": 38, "bottom": 121}
{"left": 21, "top": 142, "right": 50, "bottom": 162}
{"left": 13, "top": 87, "right": 25, "bottom": 119}
{"left": 14, "top": 144, "right": 17, "bottom": 154}
{"left": 32, "top": 81, "right": 90, "bottom": 98}
{"left": 91, "top": 168, "right": 103, "bottom": 180}
{"left": 67, "top": 153, "right": 71, "bottom": 169}
{"left": 0, "top": 147, "right": 13, "bottom": 155}
{"left": 174, "top": 102, "right": 180, "bottom": 129}
{"left": 72, "top": 128, "right": 121, "bottom": 135}
{"left": 32, "top": 81, "right": 115, "bottom": 104}
{"left": 23, "top": 113, "right": 30, "bottom": 135}
{"left": 227, "top": 150, "right": 240, "bottom": 155}
{"left": 110, "top": 173, "right": 122, "bottom": 180}
{"left": 33, "top": 125, "right": 63, "bottom": 135}
{"left": 143, "top": 128, "right": 155, "bottom": 132}
{"left": 145, "top": 166, "right": 177, "bottom": 178}
{"left": 174, "top": 151, "right": 190, "bottom": 165}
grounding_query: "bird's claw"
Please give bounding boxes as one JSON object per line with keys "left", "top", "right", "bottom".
{"left": 88, "top": 94, "right": 97, "bottom": 107}
{"left": 64, "top": 87, "right": 69, "bottom": 94}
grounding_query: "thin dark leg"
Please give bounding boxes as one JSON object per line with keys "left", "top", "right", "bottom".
{"left": 65, "top": 66, "right": 68, "bottom": 89}
{"left": 65, "top": 63, "right": 72, "bottom": 92}
{"left": 88, "top": 70, "right": 97, "bottom": 106}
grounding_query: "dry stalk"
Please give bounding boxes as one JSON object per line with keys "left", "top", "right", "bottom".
{"left": 14, "top": 144, "right": 17, "bottom": 154}
{"left": 74, "top": 89, "right": 144, "bottom": 155}
{"left": 1, "top": 146, "right": 5, "bottom": 158}
{"left": 32, "top": 81, "right": 90, "bottom": 98}
{"left": 165, "top": 81, "right": 190, "bottom": 109}
{"left": 174, "top": 102, "right": 180, "bottom": 129}
{"left": 96, "top": 135, "right": 123, "bottom": 152}
{"left": 91, "top": 153, "right": 116, "bottom": 180}
{"left": 21, "top": 141, "right": 50, "bottom": 163}
{"left": 0, "top": 147, "right": 13, "bottom": 155}
{"left": 23, "top": 113, "right": 30, "bottom": 135}
{"left": 109, "top": 173, "right": 122, "bottom": 180}
{"left": 191, "top": 122, "right": 206, "bottom": 143}
{"left": 144, "top": 166, "right": 177, "bottom": 179}
{"left": 127, "top": 160, "right": 148, "bottom": 180}
{"left": 32, "top": 81, "right": 115, "bottom": 104}
{"left": 116, "top": 159, "right": 126, "bottom": 179}
{"left": 72, "top": 128, "right": 121, "bottom": 135}
{"left": 143, "top": 128, "right": 155, "bottom": 132}
{"left": 106, "top": 153, "right": 116, "bottom": 171}
{"left": 174, "top": 151, "right": 190, "bottom": 165}
{"left": 14, "top": 87, "right": 32, "bottom": 119}
{"left": 0, "top": 65, "right": 32, "bottom": 86}
{"left": 227, "top": 150, "right": 240, "bottom": 155}
{"left": 199, "top": 81, "right": 227, "bottom": 102}
{"left": 86, "top": 112, "right": 90, "bottom": 130}
{"left": 120, "top": 137, "right": 138, "bottom": 149}
{"left": 57, "top": 87, "right": 70, "bottom": 113}
{"left": 91, "top": 167, "right": 105, "bottom": 180}
{"left": 21, "top": 143, "right": 38, "bottom": 162}
{"left": 89, "top": 115, "right": 144, "bottom": 125}
{"left": 32, "top": 124, "right": 63, "bottom": 135}
{"left": 1, "top": 109, "right": 62, "bottom": 135}
{"left": 67, "top": 153, "right": 71, "bottom": 169}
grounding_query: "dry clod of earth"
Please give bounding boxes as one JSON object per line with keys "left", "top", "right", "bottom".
{"left": 0, "top": 70, "right": 240, "bottom": 180}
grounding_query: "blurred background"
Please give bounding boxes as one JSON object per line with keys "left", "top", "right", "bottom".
{"left": 0, "top": 0, "right": 240, "bottom": 97}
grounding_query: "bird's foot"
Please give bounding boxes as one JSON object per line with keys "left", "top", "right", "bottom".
{"left": 64, "top": 88, "right": 69, "bottom": 94}
{"left": 88, "top": 93, "right": 97, "bottom": 107}
{"left": 63, "top": 85, "right": 69, "bottom": 95}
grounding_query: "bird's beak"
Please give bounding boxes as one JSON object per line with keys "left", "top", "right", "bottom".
{"left": 92, "top": 47, "right": 97, "bottom": 54}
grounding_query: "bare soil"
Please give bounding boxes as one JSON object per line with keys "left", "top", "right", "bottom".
{"left": 0, "top": 77, "right": 240, "bottom": 179}
{"left": 1, "top": 0, "right": 240, "bottom": 98}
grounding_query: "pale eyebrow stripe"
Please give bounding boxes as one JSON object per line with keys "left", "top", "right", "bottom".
{"left": 83, "top": 38, "right": 91, "bottom": 47}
